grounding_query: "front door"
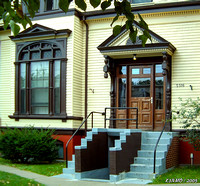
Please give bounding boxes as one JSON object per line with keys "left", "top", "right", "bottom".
{"left": 116, "top": 64, "right": 165, "bottom": 130}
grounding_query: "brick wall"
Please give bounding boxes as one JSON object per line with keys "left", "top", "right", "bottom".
{"left": 166, "top": 137, "right": 179, "bottom": 169}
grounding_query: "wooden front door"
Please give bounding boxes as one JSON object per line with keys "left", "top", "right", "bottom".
{"left": 129, "top": 66, "right": 153, "bottom": 130}
{"left": 116, "top": 64, "right": 165, "bottom": 130}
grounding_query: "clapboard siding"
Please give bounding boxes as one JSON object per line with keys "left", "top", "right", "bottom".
{"left": 72, "top": 16, "right": 84, "bottom": 128}
{"left": 86, "top": 23, "right": 112, "bottom": 128}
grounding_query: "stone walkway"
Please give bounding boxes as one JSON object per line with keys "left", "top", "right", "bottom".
{"left": 0, "top": 165, "right": 198, "bottom": 186}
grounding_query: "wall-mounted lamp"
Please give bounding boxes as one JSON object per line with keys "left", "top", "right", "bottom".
{"left": 190, "top": 85, "right": 193, "bottom": 90}
{"left": 133, "top": 54, "right": 137, "bottom": 61}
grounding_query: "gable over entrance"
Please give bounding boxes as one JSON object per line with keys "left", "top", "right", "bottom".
{"left": 98, "top": 22, "right": 176, "bottom": 131}
{"left": 98, "top": 20, "right": 175, "bottom": 59}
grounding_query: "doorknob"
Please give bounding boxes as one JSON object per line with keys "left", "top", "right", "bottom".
{"left": 151, "top": 97, "right": 153, "bottom": 104}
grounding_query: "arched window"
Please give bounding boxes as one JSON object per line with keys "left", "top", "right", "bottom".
{"left": 14, "top": 41, "right": 66, "bottom": 118}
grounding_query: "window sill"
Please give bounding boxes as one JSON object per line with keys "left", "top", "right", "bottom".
{"left": 9, "top": 114, "right": 83, "bottom": 122}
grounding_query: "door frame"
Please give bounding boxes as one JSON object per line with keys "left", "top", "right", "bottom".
{"left": 114, "top": 56, "right": 169, "bottom": 131}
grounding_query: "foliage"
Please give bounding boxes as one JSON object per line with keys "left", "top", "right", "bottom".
{"left": 0, "top": 0, "right": 151, "bottom": 46}
{"left": 0, "top": 157, "right": 65, "bottom": 176}
{"left": 0, "top": 127, "right": 58, "bottom": 163}
{"left": 173, "top": 97, "right": 200, "bottom": 151}
{"left": 0, "top": 171, "right": 45, "bottom": 186}
{"left": 152, "top": 166, "right": 200, "bottom": 184}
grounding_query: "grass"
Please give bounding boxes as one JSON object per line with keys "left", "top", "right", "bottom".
{"left": 0, "top": 158, "right": 65, "bottom": 176}
{"left": 152, "top": 166, "right": 200, "bottom": 184}
{"left": 0, "top": 171, "right": 45, "bottom": 186}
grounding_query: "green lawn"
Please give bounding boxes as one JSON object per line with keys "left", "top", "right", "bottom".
{"left": 0, "top": 158, "right": 65, "bottom": 176}
{"left": 152, "top": 166, "right": 200, "bottom": 184}
{"left": 0, "top": 171, "right": 45, "bottom": 186}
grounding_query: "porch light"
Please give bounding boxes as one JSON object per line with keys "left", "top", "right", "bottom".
{"left": 133, "top": 54, "right": 137, "bottom": 60}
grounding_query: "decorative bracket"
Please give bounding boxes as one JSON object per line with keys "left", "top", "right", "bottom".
{"left": 162, "top": 52, "right": 170, "bottom": 76}
{"left": 103, "top": 55, "right": 115, "bottom": 78}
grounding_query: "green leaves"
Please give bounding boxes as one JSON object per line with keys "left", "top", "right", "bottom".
{"left": 101, "top": 0, "right": 111, "bottom": 11}
{"left": 10, "top": 20, "right": 20, "bottom": 36}
{"left": 75, "top": 0, "right": 87, "bottom": 11}
{"left": 113, "top": 25, "right": 121, "bottom": 36}
{"left": 90, "top": 0, "right": 101, "bottom": 9}
{"left": 129, "top": 29, "right": 138, "bottom": 43}
{"left": 0, "top": 0, "right": 151, "bottom": 46}
{"left": 59, "top": 0, "right": 73, "bottom": 12}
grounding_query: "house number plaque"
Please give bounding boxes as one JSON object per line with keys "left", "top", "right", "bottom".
{"left": 176, "top": 84, "right": 184, "bottom": 88}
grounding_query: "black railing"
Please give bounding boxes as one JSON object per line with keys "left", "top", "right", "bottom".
{"left": 153, "top": 120, "right": 168, "bottom": 173}
{"left": 104, "top": 107, "right": 138, "bottom": 129}
{"left": 65, "top": 111, "right": 105, "bottom": 167}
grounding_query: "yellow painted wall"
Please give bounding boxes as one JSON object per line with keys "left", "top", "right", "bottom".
{"left": 0, "top": 31, "right": 15, "bottom": 126}
{"left": 0, "top": 16, "right": 78, "bottom": 128}
{"left": 84, "top": 0, "right": 192, "bottom": 12}
{"left": 84, "top": 9, "right": 200, "bottom": 129}
{"left": 143, "top": 10, "right": 200, "bottom": 129}
{"left": 1, "top": 7, "right": 200, "bottom": 130}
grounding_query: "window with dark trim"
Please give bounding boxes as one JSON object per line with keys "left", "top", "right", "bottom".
{"left": 23, "top": 0, "right": 60, "bottom": 15}
{"left": 129, "top": 0, "right": 152, "bottom": 3}
{"left": 44, "top": 0, "right": 59, "bottom": 11}
{"left": 12, "top": 40, "right": 67, "bottom": 119}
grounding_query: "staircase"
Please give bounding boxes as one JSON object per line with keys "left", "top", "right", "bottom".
{"left": 54, "top": 129, "right": 179, "bottom": 184}
{"left": 125, "top": 131, "right": 176, "bottom": 181}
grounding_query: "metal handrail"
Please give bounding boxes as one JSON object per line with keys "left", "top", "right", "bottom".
{"left": 104, "top": 107, "right": 138, "bottom": 128}
{"left": 65, "top": 111, "right": 104, "bottom": 167}
{"left": 153, "top": 120, "right": 168, "bottom": 173}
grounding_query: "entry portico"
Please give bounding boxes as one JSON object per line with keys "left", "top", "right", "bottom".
{"left": 98, "top": 21, "right": 176, "bottom": 131}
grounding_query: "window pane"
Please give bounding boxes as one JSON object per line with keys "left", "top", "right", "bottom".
{"left": 42, "top": 50, "right": 52, "bottom": 58}
{"left": 54, "top": 49, "right": 62, "bottom": 58}
{"left": 131, "top": 78, "right": 150, "bottom": 97}
{"left": 31, "top": 88, "right": 49, "bottom": 114}
{"left": 32, "top": 107, "right": 49, "bottom": 114}
{"left": 45, "top": 0, "right": 59, "bottom": 11}
{"left": 20, "top": 63, "right": 26, "bottom": 114}
{"left": 54, "top": 60, "right": 60, "bottom": 114}
{"left": 155, "top": 77, "right": 163, "bottom": 109}
{"left": 119, "top": 66, "right": 126, "bottom": 75}
{"left": 130, "top": 0, "right": 152, "bottom": 4}
{"left": 132, "top": 68, "right": 140, "bottom": 75}
{"left": 143, "top": 68, "right": 151, "bottom": 74}
{"left": 156, "top": 64, "right": 163, "bottom": 73}
{"left": 119, "top": 78, "right": 126, "bottom": 107}
{"left": 20, "top": 52, "right": 28, "bottom": 60}
{"left": 31, "top": 62, "right": 49, "bottom": 88}
{"left": 31, "top": 62, "right": 49, "bottom": 114}
{"left": 31, "top": 51, "right": 40, "bottom": 60}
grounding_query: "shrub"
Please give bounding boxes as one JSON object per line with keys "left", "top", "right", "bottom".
{"left": 173, "top": 97, "right": 200, "bottom": 151}
{"left": 0, "top": 127, "right": 58, "bottom": 163}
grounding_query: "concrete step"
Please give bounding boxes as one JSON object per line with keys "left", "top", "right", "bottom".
{"left": 142, "top": 131, "right": 174, "bottom": 138}
{"left": 63, "top": 167, "right": 75, "bottom": 174}
{"left": 141, "top": 144, "right": 169, "bottom": 151}
{"left": 53, "top": 173, "right": 75, "bottom": 179}
{"left": 126, "top": 171, "right": 155, "bottom": 180}
{"left": 142, "top": 138, "right": 171, "bottom": 144}
{"left": 134, "top": 157, "right": 164, "bottom": 165}
{"left": 130, "top": 164, "right": 163, "bottom": 173}
{"left": 67, "top": 160, "right": 75, "bottom": 169}
{"left": 138, "top": 150, "right": 166, "bottom": 158}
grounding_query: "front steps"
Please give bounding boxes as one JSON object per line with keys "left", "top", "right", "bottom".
{"left": 54, "top": 129, "right": 179, "bottom": 184}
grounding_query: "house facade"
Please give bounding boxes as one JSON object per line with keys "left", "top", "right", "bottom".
{"left": 0, "top": 0, "right": 200, "bottom": 165}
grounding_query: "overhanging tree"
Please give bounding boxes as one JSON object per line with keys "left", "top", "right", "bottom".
{"left": 0, "top": 0, "right": 151, "bottom": 46}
